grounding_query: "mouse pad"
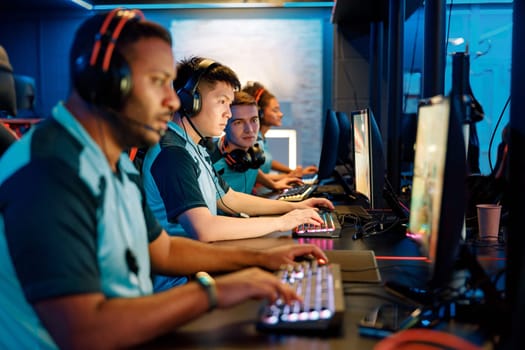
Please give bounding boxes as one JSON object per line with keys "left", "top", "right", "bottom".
{"left": 324, "top": 250, "right": 381, "bottom": 283}
{"left": 335, "top": 205, "right": 373, "bottom": 220}
{"left": 315, "top": 184, "right": 345, "bottom": 195}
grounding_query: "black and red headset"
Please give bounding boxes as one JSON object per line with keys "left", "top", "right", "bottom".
{"left": 218, "top": 135, "right": 265, "bottom": 173}
{"left": 73, "top": 8, "right": 145, "bottom": 110}
{"left": 176, "top": 58, "right": 218, "bottom": 118}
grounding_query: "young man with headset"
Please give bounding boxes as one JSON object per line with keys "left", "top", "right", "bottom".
{"left": 140, "top": 56, "right": 334, "bottom": 291}
{"left": 210, "top": 90, "right": 301, "bottom": 194}
{"left": 0, "top": 10, "right": 328, "bottom": 349}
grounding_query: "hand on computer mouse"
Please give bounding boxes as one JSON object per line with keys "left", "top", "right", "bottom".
{"left": 272, "top": 177, "right": 303, "bottom": 190}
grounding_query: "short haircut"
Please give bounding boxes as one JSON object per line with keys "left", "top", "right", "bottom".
{"left": 232, "top": 91, "right": 256, "bottom": 107}
{"left": 174, "top": 56, "right": 240, "bottom": 93}
{"left": 241, "top": 81, "right": 275, "bottom": 110}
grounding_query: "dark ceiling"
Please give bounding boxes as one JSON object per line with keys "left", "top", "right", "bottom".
{"left": 0, "top": 0, "right": 334, "bottom": 12}
{"left": 0, "top": 0, "right": 422, "bottom": 25}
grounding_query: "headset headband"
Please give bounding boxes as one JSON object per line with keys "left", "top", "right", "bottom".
{"left": 180, "top": 59, "right": 218, "bottom": 96}
{"left": 90, "top": 8, "right": 144, "bottom": 71}
{"left": 254, "top": 88, "right": 265, "bottom": 105}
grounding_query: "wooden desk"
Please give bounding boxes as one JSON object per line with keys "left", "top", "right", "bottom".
{"left": 136, "top": 226, "right": 502, "bottom": 349}
{"left": 138, "top": 256, "right": 493, "bottom": 349}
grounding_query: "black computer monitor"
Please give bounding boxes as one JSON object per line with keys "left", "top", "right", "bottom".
{"left": 336, "top": 111, "right": 351, "bottom": 166}
{"left": 317, "top": 109, "right": 339, "bottom": 181}
{"left": 351, "top": 108, "right": 385, "bottom": 209}
{"left": 406, "top": 95, "right": 467, "bottom": 289}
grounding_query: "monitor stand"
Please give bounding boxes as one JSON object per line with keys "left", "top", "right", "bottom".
{"left": 384, "top": 243, "right": 507, "bottom": 332}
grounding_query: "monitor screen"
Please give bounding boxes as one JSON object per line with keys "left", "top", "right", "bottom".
{"left": 317, "top": 109, "right": 339, "bottom": 181}
{"left": 406, "top": 95, "right": 466, "bottom": 288}
{"left": 351, "top": 108, "right": 385, "bottom": 209}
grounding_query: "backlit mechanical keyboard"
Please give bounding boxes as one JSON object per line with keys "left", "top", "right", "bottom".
{"left": 293, "top": 210, "right": 342, "bottom": 238}
{"left": 256, "top": 260, "right": 345, "bottom": 334}
{"left": 277, "top": 184, "right": 315, "bottom": 202}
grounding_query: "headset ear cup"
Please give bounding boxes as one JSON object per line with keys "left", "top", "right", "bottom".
{"left": 102, "top": 51, "right": 132, "bottom": 110}
{"left": 250, "top": 143, "right": 266, "bottom": 168}
{"left": 192, "top": 90, "right": 201, "bottom": 117}
{"left": 178, "top": 87, "right": 200, "bottom": 118}
{"left": 225, "top": 149, "right": 249, "bottom": 172}
{"left": 177, "top": 87, "right": 192, "bottom": 117}
{"left": 72, "top": 11, "right": 135, "bottom": 110}
{"left": 224, "top": 146, "right": 265, "bottom": 172}
{"left": 176, "top": 59, "right": 217, "bottom": 118}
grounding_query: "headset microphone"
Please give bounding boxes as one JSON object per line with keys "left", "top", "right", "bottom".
{"left": 121, "top": 114, "right": 166, "bottom": 137}
{"left": 184, "top": 115, "right": 214, "bottom": 151}
{"left": 104, "top": 108, "right": 166, "bottom": 137}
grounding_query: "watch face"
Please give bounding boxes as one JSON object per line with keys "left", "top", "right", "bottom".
{"left": 196, "top": 272, "right": 214, "bottom": 286}
{"left": 196, "top": 271, "right": 217, "bottom": 311}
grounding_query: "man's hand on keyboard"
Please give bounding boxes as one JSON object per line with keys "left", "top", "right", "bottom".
{"left": 272, "top": 176, "right": 303, "bottom": 190}
{"left": 255, "top": 243, "right": 328, "bottom": 271}
{"left": 214, "top": 267, "right": 300, "bottom": 307}
{"left": 293, "top": 197, "right": 334, "bottom": 210}
{"left": 278, "top": 208, "right": 324, "bottom": 231}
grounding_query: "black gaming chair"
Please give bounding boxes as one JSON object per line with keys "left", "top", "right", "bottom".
{"left": 0, "top": 45, "right": 16, "bottom": 118}
{"left": 0, "top": 45, "right": 18, "bottom": 156}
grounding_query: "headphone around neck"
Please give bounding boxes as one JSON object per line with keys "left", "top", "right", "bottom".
{"left": 73, "top": 8, "right": 145, "bottom": 110}
{"left": 219, "top": 136, "right": 265, "bottom": 173}
{"left": 177, "top": 59, "right": 219, "bottom": 118}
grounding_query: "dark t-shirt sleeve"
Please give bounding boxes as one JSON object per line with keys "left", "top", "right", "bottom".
{"left": 150, "top": 146, "right": 208, "bottom": 223}
{"left": 2, "top": 160, "right": 100, "bottom": 303}
{"left": 216, "top": 169, "right": 230, "bottom": 193}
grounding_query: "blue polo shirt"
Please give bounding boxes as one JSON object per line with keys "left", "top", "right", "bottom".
{"left": 141, "top": 121, "right": 229, "bottom": 292}
{"left": 0, "top": 102, "right": 162, "bottom": 349}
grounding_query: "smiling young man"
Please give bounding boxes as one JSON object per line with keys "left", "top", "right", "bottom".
{"left": 243, "top": 81, "right": 318, "bottom": 179}
{"left": 211, "top": 91, "right": 300, "bottom": 194}
{"left": 140, "top": 57, "right": 333, "bottom": 291}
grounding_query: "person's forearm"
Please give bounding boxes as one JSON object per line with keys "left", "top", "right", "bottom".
{"left": 35, "top": 284, "right": 212, "bottom": 350}
{"left": 191, "top": 214, "right": 289, "bottom": 242}
{"left": 256, "top": 171, "right": 278, "bottom": 190}
{"left": 163, "top": 236, "right": 267, "bottom": 272}
{"left": 228, "top": 190, "right": 297, "bottom": 216}
{"left": 271, "top": 159, "right": 292, "bottom": 173}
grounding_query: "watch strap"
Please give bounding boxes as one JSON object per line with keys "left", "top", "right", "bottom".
{"left": 195, "top": 271, "right": 218, "bottom": 311}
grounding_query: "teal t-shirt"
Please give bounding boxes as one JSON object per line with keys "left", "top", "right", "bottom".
{"left": 257, "top": 132, "right": 273, "bottom": 174}
{"left": 212, "top": 155, "right": 259, "bottom": 194}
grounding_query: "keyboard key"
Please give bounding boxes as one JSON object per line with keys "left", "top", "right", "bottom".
{"left": 256, "top": 262, "right": 345, "bottom": 334}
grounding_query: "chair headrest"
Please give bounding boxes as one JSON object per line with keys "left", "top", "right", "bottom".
{"left": 0, "top": 45, "right": 16, "bottom": 116}
{"left": 0, "top": 45, "right": 13, "bottom": 73}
